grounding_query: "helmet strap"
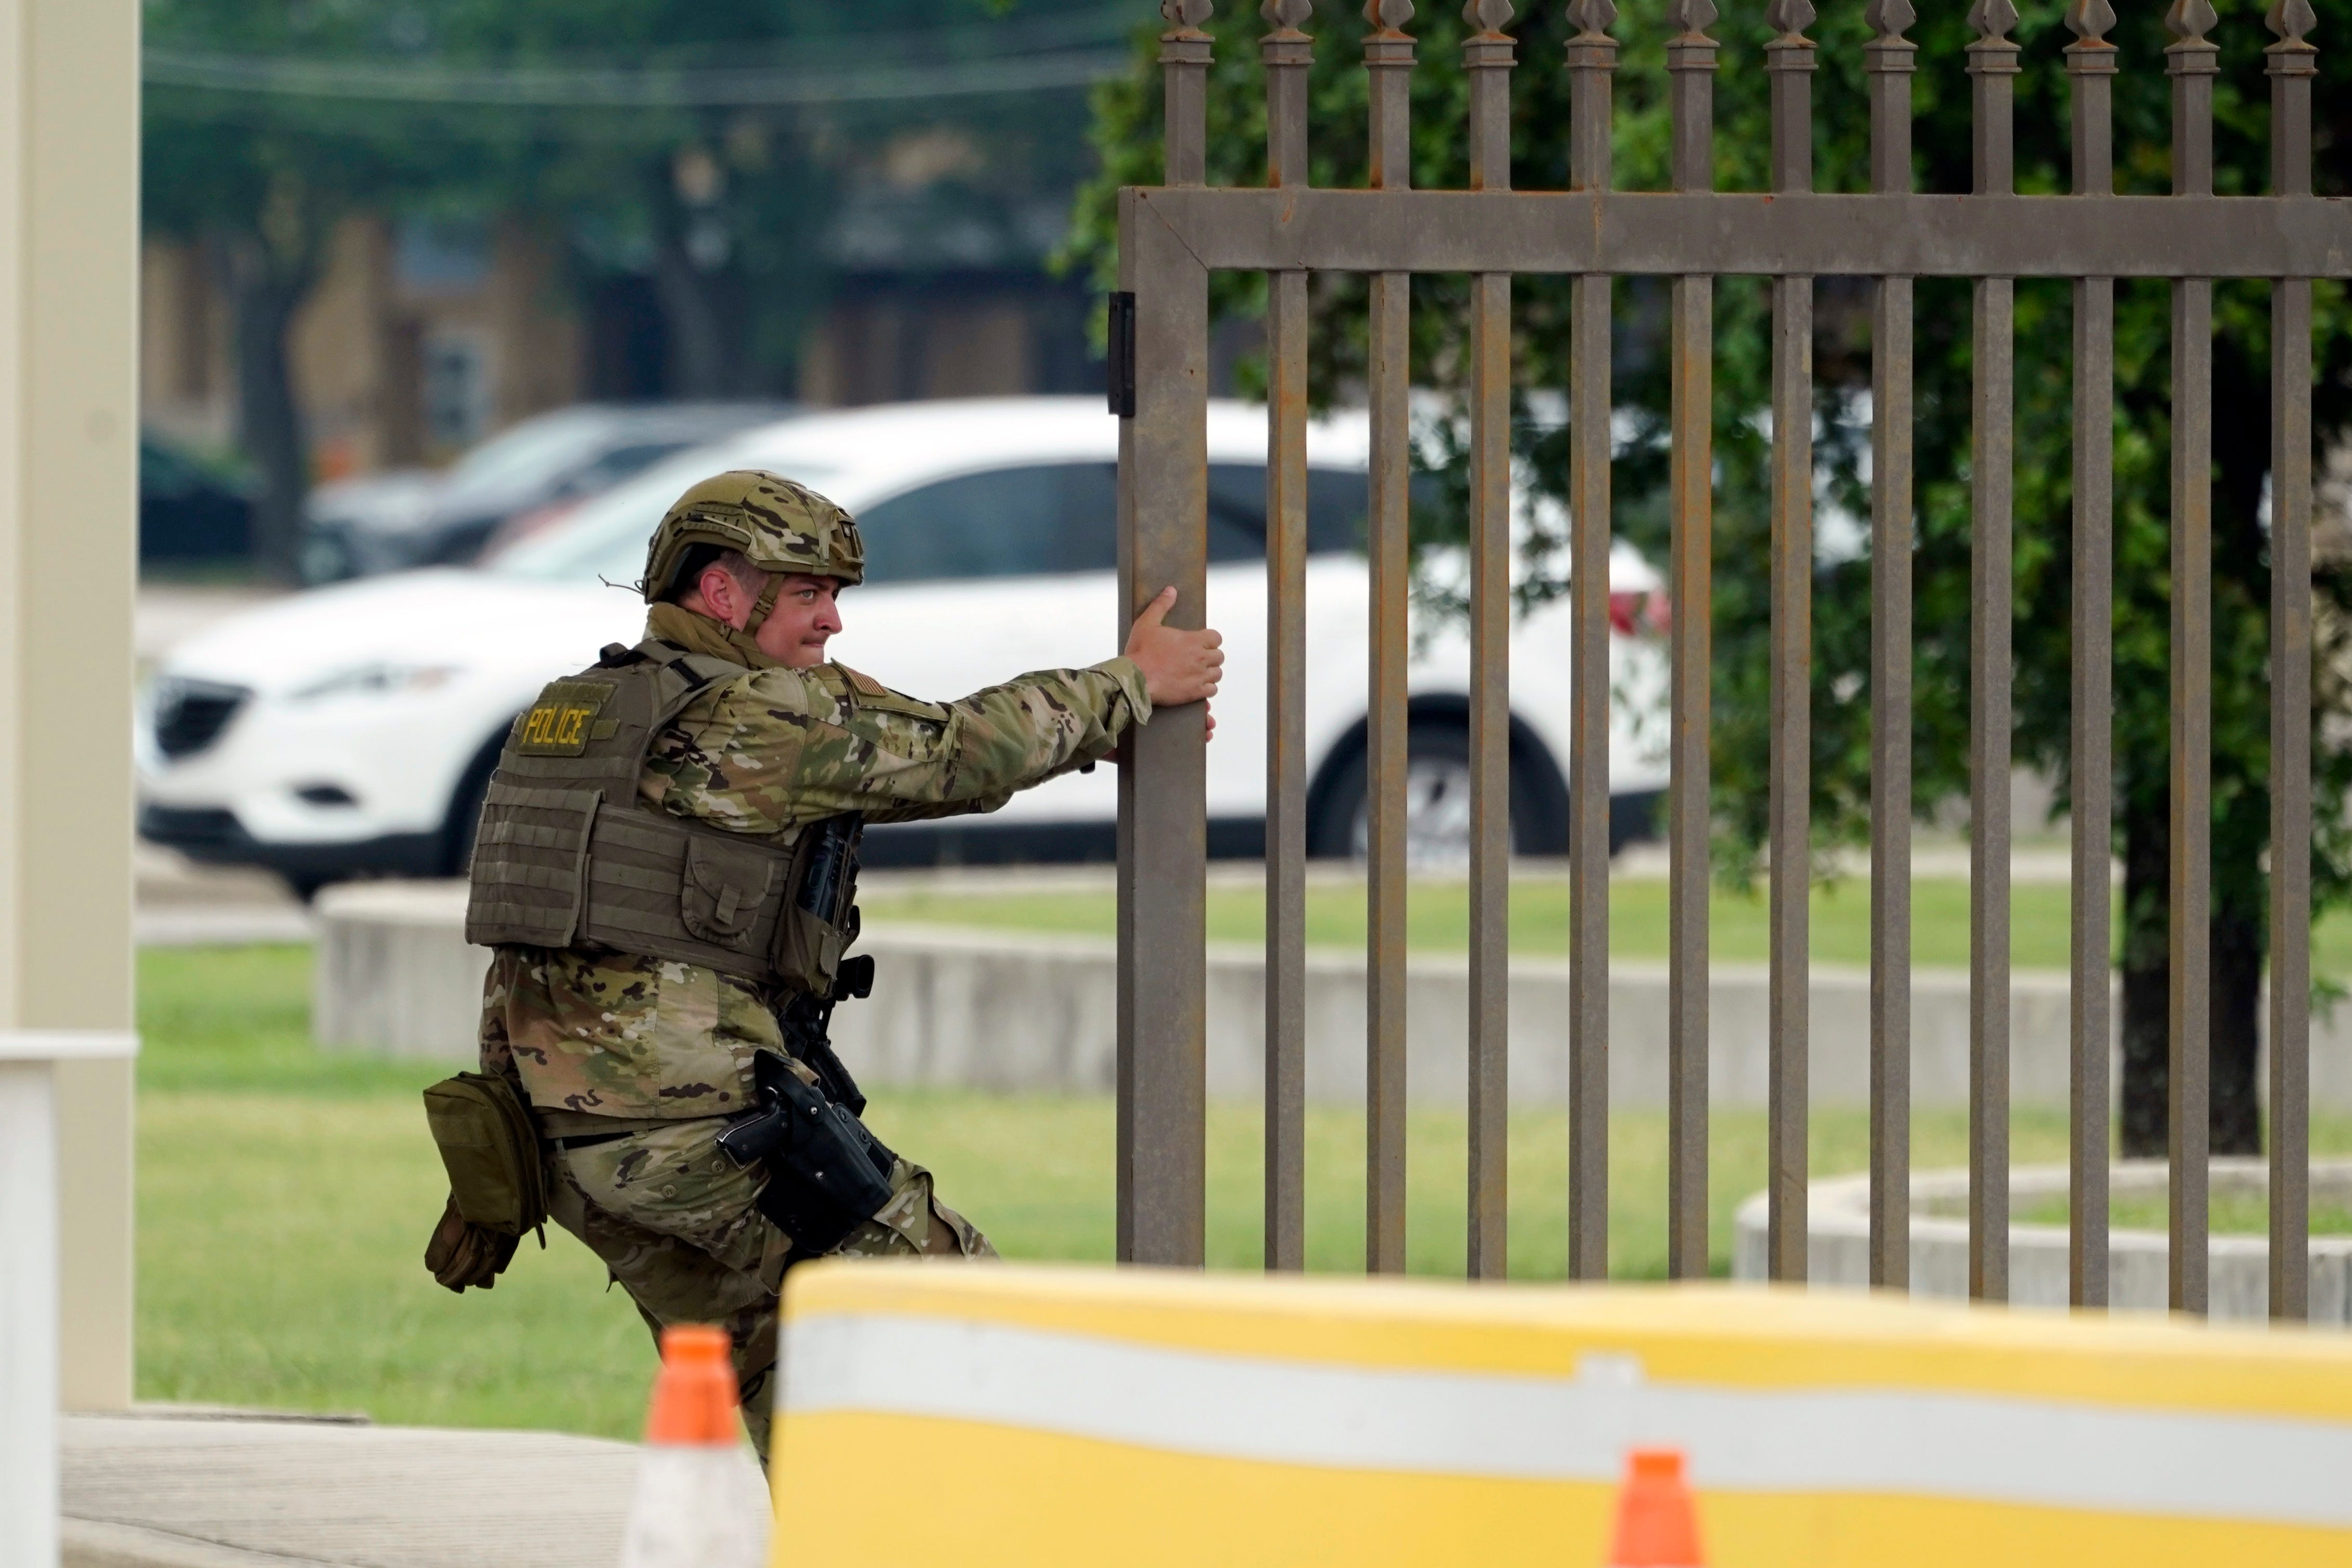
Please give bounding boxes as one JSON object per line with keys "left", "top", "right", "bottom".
{"left": 741, "top": 573, "right": 785, "bottom": 638}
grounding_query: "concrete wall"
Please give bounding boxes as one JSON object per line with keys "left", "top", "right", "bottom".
{"left": 314, "top": 881, "right": 2352, "bottom": 1110}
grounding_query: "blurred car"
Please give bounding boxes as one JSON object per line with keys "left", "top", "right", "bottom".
{"left": 298, "top": 401, "right": 795, "bottom": 583}
{"left": 137, "top": 397, "right": 1669, "bottom": 893}
{"left": 140, "top": 434, "right": 253, "bottom": 564}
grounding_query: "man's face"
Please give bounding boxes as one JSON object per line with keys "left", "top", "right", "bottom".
{"left": 750, "top": 574, "right": 844, "bottom": 667}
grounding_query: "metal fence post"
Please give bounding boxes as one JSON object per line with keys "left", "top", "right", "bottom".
{"left": 2265, "top": 0, "right": 2318, "bottom": 1324}
{"left": 1764, "top": 0, "right": 1817, "bottom": 1287}
{"left": 1566, "top": 0, "right": 1619, "bottom": 1283}
{"left": 1261, "top": 0, "right": 1314, "bottom": 1276}
{"left": 2164, "top": 0, "right": 2218, "bottom": 1318}
{"left": 1864, "top": 0, "right": 1917, "bottom": 1296}
{"left": 1116, "top": 0, "right": 1217, "bottom": 1268}
{"left": 1665, "top": 0, "right": 1719, "bottom": 1286}
{"left": 2064, "top": 0, "right": 2118, "bottom": 1313}
{"left": 1464, "top": 0, "right": 1519, "bottom": 1282}
{"left": 1965, "top": 0, "right": 2020, "bottom": 1307}
{"left": 1363, "top": 0, "right": 1417, "bottom": 1277}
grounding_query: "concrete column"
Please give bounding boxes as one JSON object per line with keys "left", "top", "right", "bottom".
{"left": 0, "top": 0, "right": 141, "bottom": 1414}
{"left": 0, "top": 1031, "right": 136, "bottom": 1568}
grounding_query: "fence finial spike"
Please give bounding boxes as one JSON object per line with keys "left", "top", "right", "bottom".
{"left": 1263, "top": 0, "right": 1314, "bottom": 30}
{"left": 1864, "top": 0, "right": 1914, "bottom": 41}
{"left": 1462, "top": 0, "right": 1515, "bottom": 35}
{"left": 1967, "top": 0, "right": 2019, "bottom": 39}
{"left": 1666, "top": 0, "right": 1717, "bottom": 37}
{"left": 1764, "top": 0, "right": 1815, "bottom": 38}
{"left": 2266, "top": 0, "right": 2317, "bottom": 43}
{"left": 2065, "top": 0, "right": 2116, "bottom": 43}
{"left": 1566, "top": 0, "right": 1617, "bottom": 36}
{"left": 1162, "top": 0, "right": 1215, "bottom": 29}
{"left": 1363, "top": 0, "right": 1416, "bottom": 33}
{"left": 2164, "top": 0, "right": 2218, "bottom": 42}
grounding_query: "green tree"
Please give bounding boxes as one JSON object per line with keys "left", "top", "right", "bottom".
{"left": 144, "top": 0, "right": 1112, "bottom": 576}
{"left": 1066, "top": 0, "right": 2352, "bottom": 1153}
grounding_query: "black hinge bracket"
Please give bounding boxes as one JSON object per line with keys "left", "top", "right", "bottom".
{"left": 1107, "top": 291, "right": 1137, "bottom": 419}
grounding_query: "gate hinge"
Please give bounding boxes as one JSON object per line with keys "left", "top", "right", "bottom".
{"left": 1108, "top": 291, "right": 1137, "bottom": 418}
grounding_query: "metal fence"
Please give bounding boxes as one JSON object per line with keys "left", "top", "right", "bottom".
{"left": 1111, "top": 0, "right": 2324, "bottom": 1320}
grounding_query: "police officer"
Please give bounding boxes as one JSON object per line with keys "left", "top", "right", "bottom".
{"left": 459, "top": 470, "right": 1221, "bottom": 1456}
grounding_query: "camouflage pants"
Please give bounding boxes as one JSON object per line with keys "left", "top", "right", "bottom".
{"left": 545, "top": 1118, "right": 993, "bottom": 1459}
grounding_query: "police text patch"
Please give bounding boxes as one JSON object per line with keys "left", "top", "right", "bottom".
{"left": 516, "top": 680, "right": 616, "bottom": 756}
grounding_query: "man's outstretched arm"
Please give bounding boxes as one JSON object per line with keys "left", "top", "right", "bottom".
{"left": 647, "top": 586, "right": 1222, "bottom": 833}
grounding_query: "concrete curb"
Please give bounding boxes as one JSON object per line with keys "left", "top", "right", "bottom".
{"left": 310, "top": 880, "right": 2352, "bottom": 1111}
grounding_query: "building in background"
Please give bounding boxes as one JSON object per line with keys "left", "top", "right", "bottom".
{"left": 140, "top": 134, "right": 1100, "bottom": 491}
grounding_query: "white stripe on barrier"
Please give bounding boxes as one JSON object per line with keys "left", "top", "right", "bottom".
{"left": 783, "top": 1313, "right": 2352, "bottom": 1529}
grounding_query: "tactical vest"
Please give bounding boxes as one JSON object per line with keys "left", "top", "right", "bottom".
{"left": 464, "top": 639, "right": 855, "bottom": 994}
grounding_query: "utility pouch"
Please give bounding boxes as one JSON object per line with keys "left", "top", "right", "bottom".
{"left": 773, "top": 813, "right": 862, "bottom": 996}
{"left": 422, "top": 1072, "right": 548, "bottom": 1237}
{"left": 716, "top": 1049, "right": 896, "bottom": 1257}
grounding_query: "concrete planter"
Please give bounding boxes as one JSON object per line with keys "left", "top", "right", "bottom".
{"left": 1732, "top": 1159, "right": 2352, "bottom": 1324}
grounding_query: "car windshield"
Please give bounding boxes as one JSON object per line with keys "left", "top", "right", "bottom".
{"left": 490, "top": 449, "right": 842, "bottom": 584}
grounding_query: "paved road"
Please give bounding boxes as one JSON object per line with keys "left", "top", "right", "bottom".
{"left": 62, "top": 1411, "right": 655, "bottom": 1568}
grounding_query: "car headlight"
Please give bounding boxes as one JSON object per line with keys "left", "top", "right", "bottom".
{"left": 288, "top": 663, "right": 463, "bottom": 702}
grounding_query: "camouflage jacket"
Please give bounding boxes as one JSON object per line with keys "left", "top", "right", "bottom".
{"left": 479, "top": 608, "right": 1150, "bottom": 1118}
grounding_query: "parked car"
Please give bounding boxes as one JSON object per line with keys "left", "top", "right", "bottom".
{"left": 140, "top": 434, "right": 253, "bottom": 564}
{"left": 138, "top": 397, "right": 1668, "bottom": 893}
{"left": 298, "top": 401, "right": 796, "bottom": 583}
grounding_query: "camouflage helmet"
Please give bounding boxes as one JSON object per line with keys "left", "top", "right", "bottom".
{"left": 641, "top": 470, "right": 865, "bottom": 618}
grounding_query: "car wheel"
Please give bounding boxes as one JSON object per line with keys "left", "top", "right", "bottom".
{"left": 1305, "top": 717, "right": 1569, "bottom": 867}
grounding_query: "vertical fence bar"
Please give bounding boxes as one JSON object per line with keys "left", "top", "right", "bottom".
{"left": 1261, "top": 0, "right": 1313, "bottom": 1274}
{"left": 2266, "top": 0, "right": 2317, "bottom": 1323}
{"left": 1966, "top": 0, "right": 2019, "bottom": 1306}
{"left": 1565, "top": 0, "right": 1618, "bottom": 1283}
{"left": 1764, "top": 0, "right": 1816, "bottom": 1285}
{"left": 1464, "top": 0, "right": 1517, "bottom": 1282}
{"left": 2164, "top": 0, "right": 2216, "bottom": 1317}
{"left": 1116, "top": 0, "right": 1216, "bottom": 1267}
{"left": 1364, "top": 0, "right": 1416, "bottom": 1277}
{"left": 1664, "top": 0, "right": 1717, "bottom": 1285}
{"left": 2065, "top": 0, "right": 2117, "bottom": 1311}
{"left": 1864, "top": 0, "right": 1916, "bottom": 1294}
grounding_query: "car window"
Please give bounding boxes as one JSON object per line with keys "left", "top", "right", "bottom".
{"left": 858, "top": 461, "right": 1382, "bottom": 583}
{"left": 554, "top": 440, "right": 691, "bottom": 499}
{"left": 1205, "top": 464, "right": 1372, "bottom": 560}
{"left": 860, "top": 466, "right": 1116, "bottom": 584}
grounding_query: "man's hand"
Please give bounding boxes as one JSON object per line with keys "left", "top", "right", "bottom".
{"left": 1125, "top": 586, "right": 1223, "bottom": 709}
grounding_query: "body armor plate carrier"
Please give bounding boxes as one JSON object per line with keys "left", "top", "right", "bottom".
{"left": 463, "top": 638, "right": 854, "bottom": 996}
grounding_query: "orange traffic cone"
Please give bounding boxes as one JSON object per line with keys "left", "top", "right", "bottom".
{"left": 1607, "top": 1447, "right": 1706, "bottom": 1567}
{"left": 617, "top": 1325, "right": 771, "bottom": 1568}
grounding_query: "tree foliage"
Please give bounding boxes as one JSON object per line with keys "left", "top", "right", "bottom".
{"left": 1066, "top": 0, "right": 2352, "bottom": 1151}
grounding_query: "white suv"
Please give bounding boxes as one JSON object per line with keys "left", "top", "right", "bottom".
{"left": 138, "top": 396, "right": 1668, "bottom": 892}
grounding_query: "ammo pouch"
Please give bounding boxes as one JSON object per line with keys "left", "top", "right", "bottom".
{"left": 421, "top": 1071, "right": 548, "bottom": 1293}
{"left": 424, "top": 1072, "right": 547, "bottom": 1236}
{"left": 464, "top": 638, "right": 863, "bottom": 1000}
{"left": 716, "top": 1049, "right": 896, "bottom": 1257}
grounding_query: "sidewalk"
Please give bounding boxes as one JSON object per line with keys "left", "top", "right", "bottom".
{"left": 62, "top": 1411, "right": 640, "bottom": 1568}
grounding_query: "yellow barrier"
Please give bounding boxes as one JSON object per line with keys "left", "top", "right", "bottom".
{"left": 770, "top": 1264, "right": 2352, "bottom": 1567}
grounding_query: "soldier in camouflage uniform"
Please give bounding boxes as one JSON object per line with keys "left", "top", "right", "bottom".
{"left": 472, "top": 470, "right": 1223, "bottom": 1456}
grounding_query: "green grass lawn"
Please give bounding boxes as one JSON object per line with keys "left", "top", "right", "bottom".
{"left": 864, "top": 874, "right": 2352, "bottom": 977}
{"left": 137, "top": 942, "right": 2352, "bottom": 1440}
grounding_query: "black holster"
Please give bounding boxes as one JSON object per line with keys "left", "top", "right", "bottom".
{"left": 716, "top": 1044, "right": 895, "bottom": 1257}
